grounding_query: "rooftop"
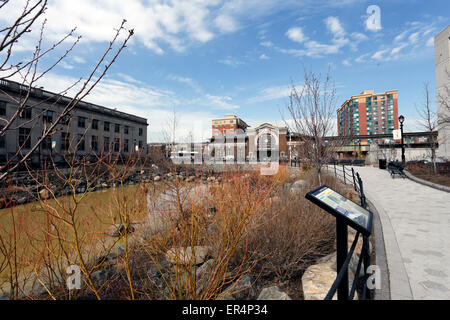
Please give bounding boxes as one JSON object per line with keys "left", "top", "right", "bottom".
{"left": 0, "top": 79, "right": 148, "bottom": 126}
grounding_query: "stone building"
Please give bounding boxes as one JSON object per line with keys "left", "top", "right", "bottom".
{"left": 0, "top": 79, "right": 148, "bottom": 166}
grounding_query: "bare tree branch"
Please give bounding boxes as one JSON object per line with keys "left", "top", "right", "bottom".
{"left": 0, "top": 1, "right": 134, "bottom": 181}
{"left": 282, "top": 67, "right": 342, "bottom": 184}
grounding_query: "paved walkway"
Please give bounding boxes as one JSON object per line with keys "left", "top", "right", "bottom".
{"left": 350, "top": 166, "right": 450, "bottom": 300}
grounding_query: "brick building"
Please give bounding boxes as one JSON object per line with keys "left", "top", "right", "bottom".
{"left": 337, "top": 90, "right": 399, "bottom": 145}
{"left": 211, "top": 115, "right": 248, "bottom": 137}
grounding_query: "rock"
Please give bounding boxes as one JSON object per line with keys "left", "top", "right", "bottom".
{"left": 166, "top": 246, "right": 211, "bottom": 265}
{"left": 221, "top": 275, "right": 256, "bottom": 300}
{"left": 195, "top": 259, "right": 215, "bottom": 294}
{"left": 186, "top": 176, "right": 195, "bottom": 182}
{"left": 91, "top": 269, "right": 119, "bottom": 287}
{"left": 104, "top": 224, "right": 135, "bottom": 238}
{"left": 154, "top": 175, "right": 161, "bottom": 182}
{"left": 257, "top": 286, "right": 291, "bottom": 300}
{"left": 292, "top": 179, "right": 307, "bottom": 188}
{"left": 39, "top": 188, "right": 50, "bottom": 199}
{"left": 301, "top": 252, "right": 358, "bottom": 300}
{"left": 207, "top": 176, "right": 216, "bottom": 182}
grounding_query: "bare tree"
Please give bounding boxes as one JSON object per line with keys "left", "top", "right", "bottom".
{"left": 0, "top": 0, "right": 134, "bottom": 181}
{"left": 283, "top": 68, "right": 341, "bottom": 185}
{"left": 416, "top": 82, "right": 438, "bottom": 173}
{"left": 161, "top": 107, "right": 178, "bottom": 158}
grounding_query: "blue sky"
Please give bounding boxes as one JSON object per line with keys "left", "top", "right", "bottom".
{"left": 1, "top": 0, "right": 450, "bottom": 142}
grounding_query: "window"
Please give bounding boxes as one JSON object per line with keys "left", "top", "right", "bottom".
{"left": 124, "top": 139, "right": 129, "bottom": 153}
{"left": 19, "top": 128, "right": 31, "bottom": 149}
{"left": 114, "top": 138, "right": 120, "bottom": 152}
{"left": 104, "top": 121, "right": 110, "bottom": 132}
{"left": 42, "top": 136, "right": 52, "bottom": 150}
{"left": 138, "top": 140, "right": 143, "bottom": 149}
{"left": 78, "top": 117, "right": 86, "bottom": 128}
{"left": 92, "top": 119, "right": 99, "bottom": 130}
{"left": 104, "top": 137, "right": 110, "bottom": 152}
{"left": 91, "top": 136, "right": 98, "bottom": 151}
{"left": 61, "top": 132, "right": 70, "bottom": 151}
{"left": 61, "top": 114, "right": 71, "bottom": 125}
{"left": 43, "top": 110, "right": 53, "bottom": 123}
{"left": 0, "top": 101, "right": 6, "bottom": 116}
{"left": 77, "top": 134, "right": 85, "bottom": 151}
{"left": 115, "top": 123, "right": 120, "bottom": 133}
{"left": 124, "top": 126, "right": 129, "bottom": 134}
{"left": 139, "top": 128, "right": 143, "bottom": 136}
{"left": 0, "top": 126, "right": 5, "bottom": 149}
{"left": 19, "top": 107, "right": 32, "bottom": 119}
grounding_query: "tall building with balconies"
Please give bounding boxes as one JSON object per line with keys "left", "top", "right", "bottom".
{"left": 337, "top": 90, "right": 399, "bottom": 144}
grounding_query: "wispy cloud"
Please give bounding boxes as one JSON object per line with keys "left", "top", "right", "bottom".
{"left": 218, "top": 56, "right": 244, "bottom": 68}
{"left": 248, "top": 85, "right": 291, "bottom": 104}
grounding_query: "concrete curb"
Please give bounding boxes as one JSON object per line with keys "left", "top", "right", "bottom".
{"left": 366, "top": 198, "right": 390, "bottom": 300}
{"left": 364, "top": 189, "right": 414, "bottom": 300}
{"left": 403, "top": 170, "right": 450, "bottom": 193}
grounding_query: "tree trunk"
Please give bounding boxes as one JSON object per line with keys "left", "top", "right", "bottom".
{"left": 432, "top": 147, "right": 437, "bottom": 175}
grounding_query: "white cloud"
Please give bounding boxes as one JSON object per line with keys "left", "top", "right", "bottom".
{"left": 391, "top": 43, "right": 408, "bottom": 55}
{"left": 248, "top": 85, "right": 291, "bottom": 103}
{"left": 371, "top": 49, "right": 388, "bottom": 61}
{"left": 408, "top": 32, "right": 420, "bottom": 44}
{"left": 342, "top": 59, "right": 352, "bottom": 66}
{"left": 204, "top": 94, "right": 240, "bottom": 110}
{"left": 259, "top": 54, "right": 270, "bottom": 60}
{"left": 218, "top": 56, "right": 244, "bottom": 68}
{"left": 355, "top": 53, "right": 369, "bottom": 63}
{"left": 214, "top": 14, "right": 238, "bottom": 33}
{"left": 426, "top": 37, "right": 434, "bottom": 47}
{"left": 325, "top": 16, "right": 346, "bottom": 38}
{"left": 286, "top": 27, "right": 307, "bottom": 44}
{"left": 73, "top": 56, "right": 86, "bottom": 64}
{"left": 59, "top": 61, "right": 74, "bottom": 70}
{"left": 260, "top": 41, "right": 274, "bottom": 48}
{"left": 394, "top": 31, "right": 408, "bottom": 43}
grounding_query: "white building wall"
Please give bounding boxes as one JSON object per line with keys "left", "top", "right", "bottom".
{"left": 435, "top": 26, "right": 450, "bottom": 160}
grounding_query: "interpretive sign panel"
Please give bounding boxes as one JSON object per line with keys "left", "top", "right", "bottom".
{"left": 305, "top": 185, "right": 373, "bottom": 236}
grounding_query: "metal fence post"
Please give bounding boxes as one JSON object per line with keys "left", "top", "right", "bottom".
{"left": 334, "top": 162, "right": 337, "bottom": 178}
{"left": 343, "top": 165, "right": 346, "bottom": 184}
{"left": 352, "top": 168, "right": 357, "bottom": 191}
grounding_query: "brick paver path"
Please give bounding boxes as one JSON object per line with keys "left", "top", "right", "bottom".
{"left": 351, "top": 166, "right": 450, "bottom": 299}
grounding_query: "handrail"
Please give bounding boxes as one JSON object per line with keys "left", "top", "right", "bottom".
{"left": 325, "top": 231, "right": 360, "bottom": 300}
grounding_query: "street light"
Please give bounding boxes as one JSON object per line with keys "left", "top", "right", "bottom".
{"left": 398, "top": 115, "right": 405, "bottom": 165}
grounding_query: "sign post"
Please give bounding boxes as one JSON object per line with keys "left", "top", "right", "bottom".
{"left": 336, "top": 218, "right": 348, "bottom": 300}
{"left": 305, "top": 185, "right": 373, "bottom": 300}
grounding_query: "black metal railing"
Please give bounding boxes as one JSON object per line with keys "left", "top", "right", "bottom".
{"left": 323, "top": 161, "right": 371, "bottom": 300}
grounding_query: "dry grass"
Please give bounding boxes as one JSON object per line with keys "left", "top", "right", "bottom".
{"left": 0, "top": 162, "right": 343, "bottom": 300}
{"left": 406, "top": 162, "right": 450, "bottom": 187}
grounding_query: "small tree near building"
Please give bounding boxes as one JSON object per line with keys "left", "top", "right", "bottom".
{"left": 416, "top": 82, "right": 438, "bottom": 174}
{"left": 283, "top": 68, "right": 342, "bottom": 185}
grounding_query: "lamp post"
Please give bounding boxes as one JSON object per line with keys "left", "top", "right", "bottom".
{"left": 399, "top": 115, "right": 405, "bottom": 165}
